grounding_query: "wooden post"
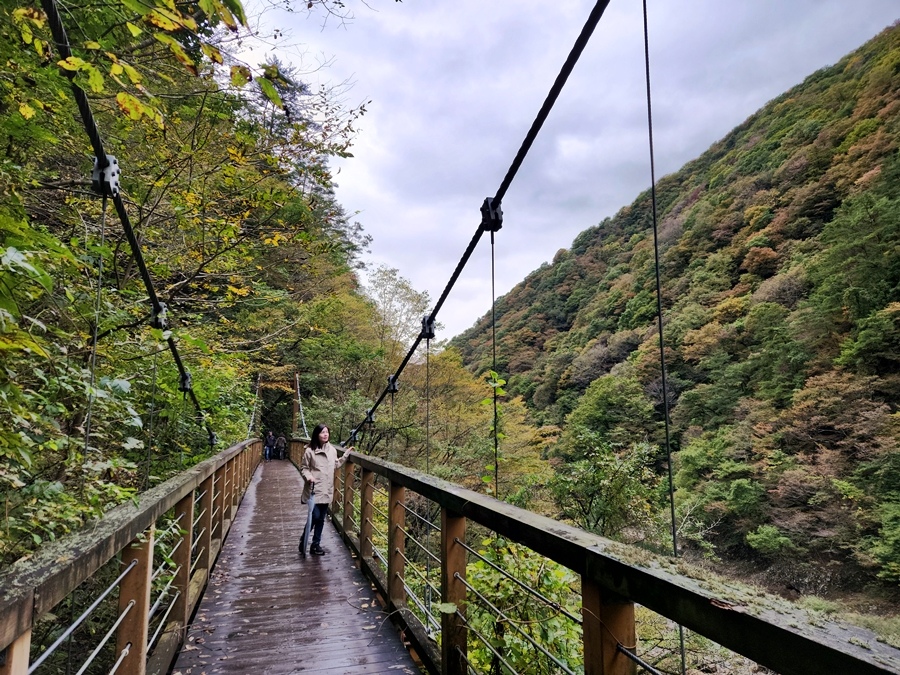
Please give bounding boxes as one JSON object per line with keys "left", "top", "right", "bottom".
{"left": 388, "top": 482, "right": 407, "bottom": 609}
{"left": 582, "top": 576, "right": 636, "bottom": 675}
{"left": 195, "top": 474, "right": 213, "bottom": 598}
{"left": 292, "top": 374, "right": 299, "bottom": 436}
{"left": 0, "top": 629, "right": 31, "bottom": 675}
{"left": 116, "top": 527, "right": 153, "bottom": 675}
{"left": 441, "top": 509, "right": 467, "bottom": 675}
{"left": 360, "top": 469, "right": 374, "bottom": 559}
{"left": 222, "top": 460, "right": 231, "bottom": 525}
{"left": 212, "top": 467, "right": 225, "bottom": 556}
{"left": 172, "top": 493, "right": 193, "bottom": 629}
{"left": 342, "top": 462, "right": 354, "bottom": 536}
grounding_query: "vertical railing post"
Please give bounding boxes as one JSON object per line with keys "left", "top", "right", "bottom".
{"left": 441, "top": 509, "right": 467, "bottom": 675}
{"left": 172, "top": 493, "right": 193, "bottom": 629}
{"left": 0, "top": 629, "right": 31, "bottom": 675}
{"left": 221, "top": 460, "right": 230, "bottom": 525}
{"left": 116, "top": 527, "right": 153, "bottom": 675}
{"left": 197, "top": 474, "right": 213, "bottom": 585}
{"left": 582, "top": 576, "right": 636, "bottom": 675}
{"left": 388, "top": 482, "right": 407, "bottom": 609}
{"left": 212, "top": 467, "right": 225, "bottom": 556}
{"left": 342, "top": 462, "right": 354, "bottom": 536}
{"left": 360, "top": 469, "right": 374, "bottom": 559}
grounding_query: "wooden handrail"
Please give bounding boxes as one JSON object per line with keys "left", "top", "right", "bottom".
{"left": 0, "top": 439, "right": 262, "bottom": 674}
{"left": 335, "top": 450, "right": 900, "bottom": 675}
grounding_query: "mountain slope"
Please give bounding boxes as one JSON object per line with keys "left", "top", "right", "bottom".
{"left": 452, "top": 22, "right": 900, "bottom": 591}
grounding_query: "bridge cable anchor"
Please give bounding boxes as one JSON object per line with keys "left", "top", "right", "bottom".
{"left": 480, "top": 197, "right": 503, "bottom": 233}
{"left": 91, "top": 155, "right": 121, "bottom": 198}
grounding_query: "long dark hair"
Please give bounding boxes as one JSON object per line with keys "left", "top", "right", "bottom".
{"left": 309, "top": 423, "right": 329, "bottom": 450}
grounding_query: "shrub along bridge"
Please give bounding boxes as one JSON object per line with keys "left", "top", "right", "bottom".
{"left": 2, "top": 437, "right": 899, "bottom": 675}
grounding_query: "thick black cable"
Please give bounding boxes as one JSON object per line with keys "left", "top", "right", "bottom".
{"left": 41, "top": 0, "right": 215, "bottom": 446}
{"left": 641, "top": 1, "right": 686, "bottom": 672}
{"left": 493, "top": 0, "right": 612, "bottom": 204}
{"left": 345, "top": 1, "right": 611, "bottom": 445}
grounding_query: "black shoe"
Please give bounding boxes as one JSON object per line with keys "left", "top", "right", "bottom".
{"left": 310, "top": 545, "right": 325, "bottom": 556}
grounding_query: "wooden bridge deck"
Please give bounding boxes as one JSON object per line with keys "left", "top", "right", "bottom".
{"left": 171, "top": 459, "right": 421, "bottom": 675}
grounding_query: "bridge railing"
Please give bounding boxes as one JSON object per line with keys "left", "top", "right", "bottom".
{"left": 322, "top": 449, "right": 900, "bottom": 675}
{"left": 0, "top": 439, "right": 261, "bottom": 675}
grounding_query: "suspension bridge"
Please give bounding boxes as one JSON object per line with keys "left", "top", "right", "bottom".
{"left": 3, "top": 0, "right": 900, "bottom": 673}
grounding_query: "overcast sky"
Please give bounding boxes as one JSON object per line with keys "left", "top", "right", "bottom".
{"left": 252, "top": 1, "right": 898, "bottom": 339}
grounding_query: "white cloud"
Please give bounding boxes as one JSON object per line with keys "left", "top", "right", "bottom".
{"left": 251, "top": 0, "right": 898, "bottom": 339}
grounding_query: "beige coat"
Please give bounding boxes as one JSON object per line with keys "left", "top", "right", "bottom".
{"left": 300, "top": 442, "right": 348, "bottom": 505}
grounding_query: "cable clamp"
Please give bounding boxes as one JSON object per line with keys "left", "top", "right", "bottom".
{"left": 92, "top": 155, "right": 121, "bottom": 198}
{"left": 179, "top": 370, "right": 192, "bottom": 392}
{"left": 480, "top": 197, "right": 503, "bottom": 232}
{"left": 387, "top": 375, "right": 399, "bottom": 393}
{"left": 420, "top": 314, "right": 436, "bottom": 340}
{"left": 365, "top": 409, "right": 375, "bottom": 424}
{"left": 208, "top": 431, "right": 218, "bottom": 447}
{"left": 349, "top": 428, "right": 358, "bottom": 444}
{"left": 150, "top": 302, "right": 168, "bottom": 330}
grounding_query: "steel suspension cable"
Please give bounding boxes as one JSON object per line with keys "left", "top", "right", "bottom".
{"left": 81, "top": 194, "right": 109, "bottom": 496}
{"left": 41, "top": 0, "right": 216, "bottom": 447}
{"left": 345, "top": 0, "right": 613, "bottom": 444}
{"left": 491, "top": 230, "right": 499, "bottom": 499}
{"left": 641, "top": 1, "right": 685, "bottom": 672}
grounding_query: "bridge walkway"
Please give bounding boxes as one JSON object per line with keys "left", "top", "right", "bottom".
{"left": 171, "top": 459, "right": 421, "bottom": 675}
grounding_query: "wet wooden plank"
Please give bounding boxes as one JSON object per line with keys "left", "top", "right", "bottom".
{"left": 171, "top": 460, "right": 421, "bottom": 675}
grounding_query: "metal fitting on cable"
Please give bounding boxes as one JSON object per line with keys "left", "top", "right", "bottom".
{"left": 208, "top": 431, "right": 217, "bottom": 447}
{"left": 387, "top": 375, "right": 399, "bottom": 393}
{"left": 365, "top": 410, "right": 375, "bottom": 424}
{"left": 349, "top": 428, "right": 358, "bottom": 444}
{"left": 150, "top": 302, "right": 168, "bottom": 330}
{"left": 92, "top": 155, "right": 121, "bottom": 197}
{"left": 179, "top": 371, "right": 192, "bottom": 392}
{"left": 420, "top": 314, "right": 436, "bottom": 340}
{"left": 480, "top": 197, "right": 503, "bottom": 232}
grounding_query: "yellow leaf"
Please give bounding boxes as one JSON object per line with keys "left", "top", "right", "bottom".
{"left": 84, "top": 41, "right": 101, "bottom": 50}
{"left": 19, "top": 103, "right": 36, "bottom": 119}
{"left": 122, "top": 63, "right": 142, "bottom": 84}
{"left": 33, "top": 38, "right": 44, "bottom": 57}
{"left": 116, "top": 92, "right": 145, "bottom": 120}
{"left": 227, "top": 285, "right": 250, "bottom": 297}
{"left": 145, "top": 9, "right": 179, "bottom": 30}
{"left": 110, "top": 63, "right": 124, "bottom": 76}
{"left": 57, "top": 56, "right": 84, "bottom": 71}
{"left": 200, "top": 43, "right": 223, "bottom": 64}
{"left": 126, "top": 22, "right": 142, "bottom": 37}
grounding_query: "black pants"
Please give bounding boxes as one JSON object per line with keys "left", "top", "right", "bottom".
{"left": 310, "top": 504, "right": 328, "bottom": 546}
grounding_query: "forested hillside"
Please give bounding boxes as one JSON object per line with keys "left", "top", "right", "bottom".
{"left": 453, "top": 23, "right": 900, "bottom": 595}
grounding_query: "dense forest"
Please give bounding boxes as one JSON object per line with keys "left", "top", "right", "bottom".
{"left": 454, "top": 22, "right": 900, "bottom": 599}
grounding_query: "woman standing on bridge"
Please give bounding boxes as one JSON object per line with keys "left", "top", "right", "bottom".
{"left": 299, "top": 423, "right": 353, "bottom": 556}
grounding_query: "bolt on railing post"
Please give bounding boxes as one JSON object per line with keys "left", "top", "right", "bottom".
{"left": 172, "top": 492, "right": 193, "bottom": 629}
{"left": 388, "top": 482, "right": 407, "bottom": 609}
{"left": 441, "top": 509, "right": 467, "bottom": 675}
{"left": 360, "top": 469, "right": 374, "bottom": 559}
{"left": 116, "top": 527, "right": 153, "bottom": 675}
{"left": 0, "top": 628, "right": 31, "bottom": 675}
{"left": 342, "top": 462, "right": 355, "bottom": 536}
{"left": 582, "top": 576, "right": 636, "bottom": 675}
